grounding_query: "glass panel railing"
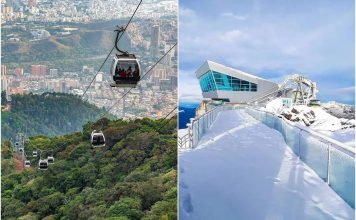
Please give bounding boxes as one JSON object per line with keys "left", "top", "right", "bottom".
{"left": 329, "top": 147, "right": 355, "bottom": 208}
{"left": 299, "top": 132, "right": 328, "bottom": 181}
{"left": 246, "top": 108, "right": 355, "bottom": 208}
{"left": 185, "top": 105, "right": 225, "bottom": 148}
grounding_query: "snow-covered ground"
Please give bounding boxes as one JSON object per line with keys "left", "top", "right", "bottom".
{"left": 318, "top": 128, "right": 355, "bottom": 147}
{"left": 179, "top": 128, "right": 188, "bottom": 137}
{"left": 262, "top": 98, "right": 355, "bottom": 146}
{"left": 179, "top": 109, "right": 354, "bottom": 220}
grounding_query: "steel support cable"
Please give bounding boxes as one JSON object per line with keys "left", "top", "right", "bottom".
{"left": 154, "top": 106, "right": 177, "bottom": 133}
{"left": 34, "top": 43, "right": 177, "bottom": 170}
{"left": 37, "top": 106, "right": 177, "bottom": 172}
{"left": 105, "top": 42, "right": 177, "bottom": 114}
{"left": 69, "top": 46, "right": 178, "bottom": 167}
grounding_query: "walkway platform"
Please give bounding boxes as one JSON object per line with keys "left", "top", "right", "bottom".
{"left": 179, "top": 109, "right": 354, "bottom": 220}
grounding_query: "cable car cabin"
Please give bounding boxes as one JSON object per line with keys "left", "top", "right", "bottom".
{"left": 47, "top": 156, "right": 54, "bottom": 164}
{"left": 111, "top": 55, "right": 141, "bottom": 87}
{"left": 33, "top": 150, "right": 38, "bottom": 157}
{"left": 91, "top": 130, "right": 106, "bottom": 148}
{"left": 25, "top": 160, "right": 31, "bottom": 167}
{"left": 19, "top": 148, "right": 24, "bottom": 153}
{"left": 38, "top": 159, "right": 48, "bottom": 170}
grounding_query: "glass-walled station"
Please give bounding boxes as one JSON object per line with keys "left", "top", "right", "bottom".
{"left": 196, "top": 60, "right": 279, "bottom": 103}
{"left": 199, "top": 70, "right": 257, "bottom": 92}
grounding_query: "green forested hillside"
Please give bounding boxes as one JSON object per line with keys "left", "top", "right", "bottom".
{"left": 1, "top": 116, "right": 177, "bottom": 220}
{"left": 1, "top": 92, "right": 112, "bottom": 140}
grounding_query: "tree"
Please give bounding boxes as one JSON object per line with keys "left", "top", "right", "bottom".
{"left": 14, "top": 185, "right": 33, "bottom": 203}
{"left": 18, "top": 212, "right": 39, "bottom": 220}
{"left": 105, "top": 197, "right": 144, "bottom": 220}
{"left": 1, "top": 114, "right": 177, "bottom": 219}
{"left": 143, "top": 200, "right": 177, "bottom": 220}
{"left": 2, "top": 198, "right": 26, "bottom": 218}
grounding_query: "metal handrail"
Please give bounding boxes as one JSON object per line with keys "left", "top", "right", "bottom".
{"left": 180, "top": 105, "right": 224, "bottom": 149}
{"left": 194, "top": 105, "right": 223, "bottom": 121}
{"left": 178, "top": 133, "right": 190, "bottom": 148}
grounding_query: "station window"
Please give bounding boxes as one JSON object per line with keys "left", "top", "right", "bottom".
{"left": 198, "top": 70, "right": 258, "bottom": 92}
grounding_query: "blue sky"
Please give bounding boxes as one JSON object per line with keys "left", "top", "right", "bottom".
{"left": 179, "top": 0, "right": 355, "bottom": 104}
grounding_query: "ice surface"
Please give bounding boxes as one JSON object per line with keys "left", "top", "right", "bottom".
{"left": 179, "top": 109, "right": 354, "bottom": 220}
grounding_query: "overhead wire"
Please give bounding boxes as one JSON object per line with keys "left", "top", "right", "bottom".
{"left": 21, "top": 0, "right": 177, "bottom": 170}
{"left": 105, "top": 42, "right": 177, "bottom": 114}
{"left": 80, "top": 0, "right": 143, "bottom": 99}
{"left": 29, "top": 42, "right": 177, "bottom": 171}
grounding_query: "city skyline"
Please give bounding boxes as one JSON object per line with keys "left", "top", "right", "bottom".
{"left": 1, "top": 0, "right": 178, "bottom": 120}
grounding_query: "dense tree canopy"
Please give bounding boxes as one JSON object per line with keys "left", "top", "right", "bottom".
{"left": 1, "top": 116, "right": 177, "bottom": 219}
{"left": 1, "top": 92, "right": 112, "bottom": 140}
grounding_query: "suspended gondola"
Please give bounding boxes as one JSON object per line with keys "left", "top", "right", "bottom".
{"left": 47, "top": 150, "right": 54, "bottom": 164}
{"left": 47, "top": 156, "right": 54, "bottom": 164}
{"left": 91, "top": 130, "right": 106, "bottom": 148}
{"left": 110, "top": 26, "right": 141, "bottom": 87}
{"left": 38, "top": 159, "right": 48, "bottom": 170}
{"left": 24, "top": 160, "right": 31, "bottom": 167}
{"left": 33, "top": 150, "right": 38, "bottom": 157}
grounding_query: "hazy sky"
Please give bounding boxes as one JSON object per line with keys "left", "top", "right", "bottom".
{"left": 179, "top": 0, "right": 355, "bottom": 104}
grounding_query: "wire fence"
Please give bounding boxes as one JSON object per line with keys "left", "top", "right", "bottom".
{"left": 246, "top": 107, "right": 355, "bottom": 208}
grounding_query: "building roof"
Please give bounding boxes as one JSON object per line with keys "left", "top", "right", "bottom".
{"left": 196, "top": 60, "right": 269, "bottom": 84}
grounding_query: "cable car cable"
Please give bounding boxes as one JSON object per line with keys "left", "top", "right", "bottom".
{"left": 88, "top": 44, "right": 176, "bottom": 147}
{"left": 81, "top": 0, "right": 143, "bottom": 99}
{"left": 106, "top": 42, "right": 177, "bottom": 113}
{"left": 88, "top": 42, "right": 176, "bottom": 125}
{"left": 154, "top": 106, "right": 178, "bottom": 133}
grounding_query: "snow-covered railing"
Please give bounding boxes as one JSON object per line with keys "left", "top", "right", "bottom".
{"left": 178, "top": 133, "right": 190, "bottom": 149}
{"left": 246, "top": 108, "right": 355, "bottom": 208}
{"left": 184, "top": 105, "right": 224, "bottom": 148}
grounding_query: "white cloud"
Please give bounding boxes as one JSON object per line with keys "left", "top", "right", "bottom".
{"left": 180, "top": 7, "right": 196, "bottom": 18}
{"left": 335, "top": 86, "right": 355, "bottom": 94}
{"left": 179, "top": 1, "right": 355, "bottom": 103}
{"left": 178, "top": 69, "right": 202, "bottom": 101}
{"left": 220, "top": 29, "right": 244, "bottom": 42}
{"left": 221, "top": 12, "right": 247, "bottom": 20}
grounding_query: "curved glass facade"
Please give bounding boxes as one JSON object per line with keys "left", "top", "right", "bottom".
{"left": 199, "top": 70, "right": 257, "bottom": 92}
{"left": 199, "top": 71, "right": 216, "bottom": 92}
